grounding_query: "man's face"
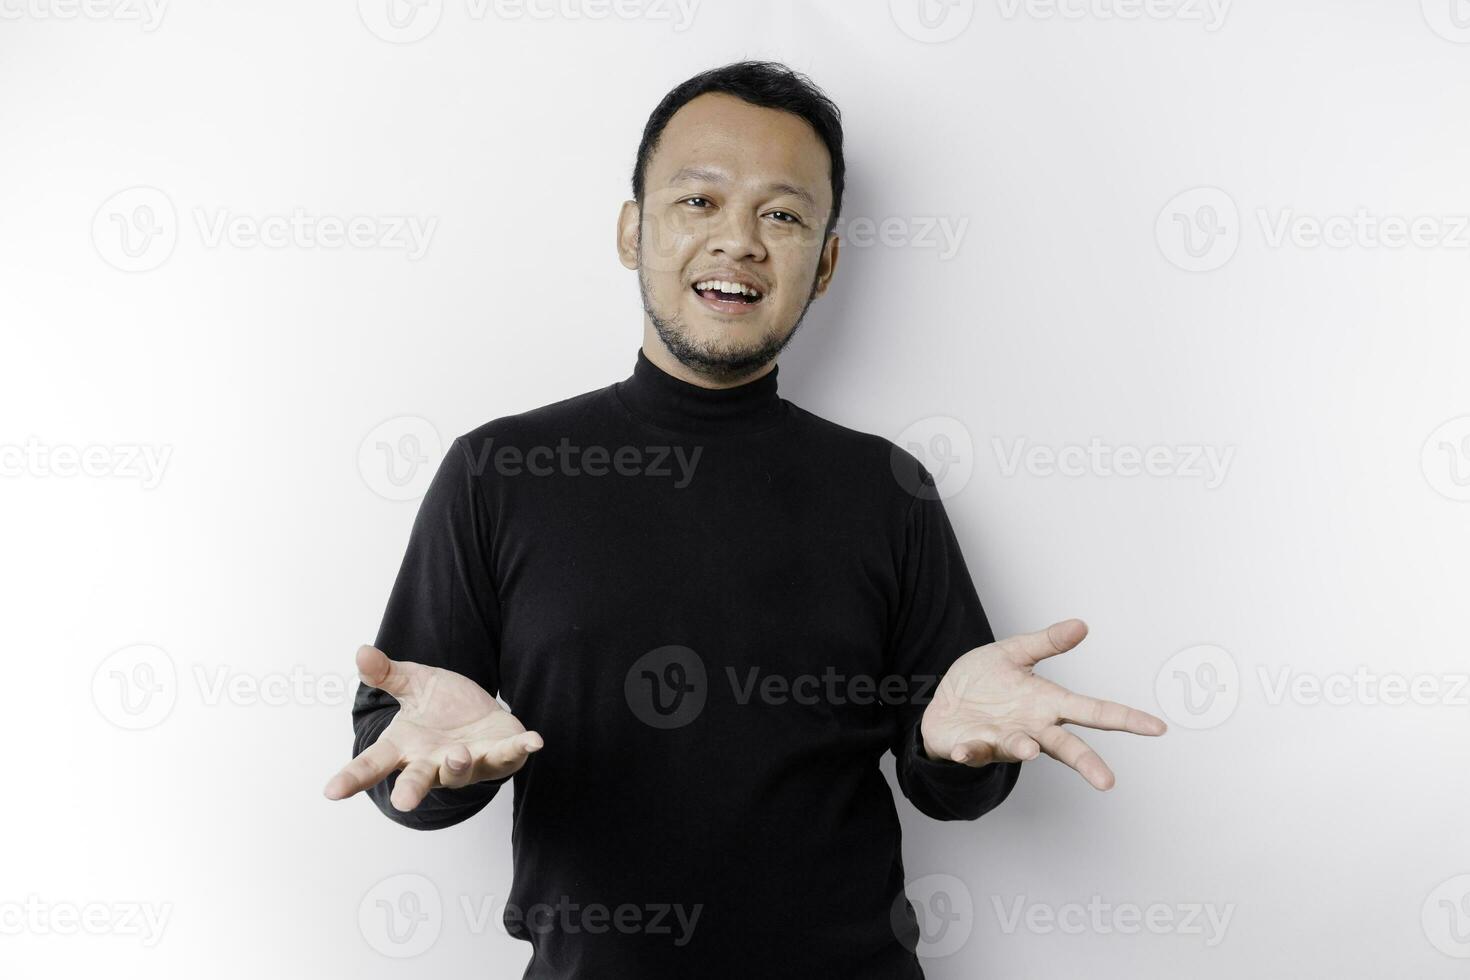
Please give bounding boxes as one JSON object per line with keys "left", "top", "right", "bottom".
{"left": 618, "top": 92, "right": 839, "bottom": 382}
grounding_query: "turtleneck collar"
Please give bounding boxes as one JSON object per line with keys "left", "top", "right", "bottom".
{"left": 614, "top": 347, "right": 788, "bottom": 436}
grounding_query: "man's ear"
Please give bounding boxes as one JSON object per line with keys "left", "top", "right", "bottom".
{"left": 812, "top": 232, "right": 840, "bottom": 298}
{"left": 617, "top": 200, "right": 640, "bottom": 270}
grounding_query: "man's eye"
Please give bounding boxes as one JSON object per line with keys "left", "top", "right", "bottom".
{"left": 768, "top": 211, "right": 801, "bottom": 225}
{"left": 682, "top": 197, "right": 712, "bottom": 208}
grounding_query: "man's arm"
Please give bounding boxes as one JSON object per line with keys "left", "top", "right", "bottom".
{"left": 351, "top": 435, "right": 511, "bottom": 831}
{"left": 885, "top": 463, "right": 1022, "bottom": 822}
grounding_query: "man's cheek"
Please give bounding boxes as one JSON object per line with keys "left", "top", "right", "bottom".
{"left": 640, "top": 219, "right": 698, "bottom": 274}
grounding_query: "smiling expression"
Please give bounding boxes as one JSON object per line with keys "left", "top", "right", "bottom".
{"left": 619, "top": 92, "right": 840, "bottom": 382}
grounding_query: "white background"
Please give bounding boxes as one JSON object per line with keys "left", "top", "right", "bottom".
{"left": 2, "top": 0, "right": 1468, "bottom": 976}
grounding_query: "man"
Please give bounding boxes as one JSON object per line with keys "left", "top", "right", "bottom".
{"left": 323, "top": 60, "right": 1166, "bottom": 978}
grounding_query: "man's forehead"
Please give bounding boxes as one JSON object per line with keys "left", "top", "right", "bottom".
{"left": 649, "top": 94, "right": 831, "bottom": 200}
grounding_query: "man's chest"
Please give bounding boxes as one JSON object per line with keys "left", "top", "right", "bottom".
{"left": 486, "top": 462, "right": 901, "bottom": 710}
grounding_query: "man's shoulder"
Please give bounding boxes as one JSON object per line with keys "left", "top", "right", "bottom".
{"left": 786, "top": 400, "right": 928, "bottom": 482}
{"left": 782, "top": 400, "right": 941, "bottom": 513}
{"left": 453, "top": 382, "right": 617, "bottom": 452}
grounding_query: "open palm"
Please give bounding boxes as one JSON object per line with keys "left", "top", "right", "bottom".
{"left": 322, "top": 645, "right": 543, "bottom": 812}
{"left": 919, "top": 619, "right": 1166, "bottom": 790}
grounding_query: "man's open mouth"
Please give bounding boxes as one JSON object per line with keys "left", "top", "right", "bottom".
{"left": 691, "top": 279, "right": 765, "bottom": 309}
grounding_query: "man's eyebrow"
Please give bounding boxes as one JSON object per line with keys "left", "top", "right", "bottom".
{"left": 668, "top": 167, "right": 817, "bottom": 208}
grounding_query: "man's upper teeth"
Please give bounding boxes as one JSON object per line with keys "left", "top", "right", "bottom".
{"left": 696, "top": 280, "right": 760, "bottom": 297}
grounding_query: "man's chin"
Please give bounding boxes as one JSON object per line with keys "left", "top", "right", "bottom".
{"left": 655, "top": 322, "right": 786, "bottom": 383}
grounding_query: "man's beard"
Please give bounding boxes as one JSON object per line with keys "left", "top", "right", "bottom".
{"left": 637, "top": 244, "right": 820, "bottom": 385}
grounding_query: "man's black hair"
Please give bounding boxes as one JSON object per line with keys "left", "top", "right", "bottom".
{"left": 631, "top": 60, "right": 845, "bottom": 239}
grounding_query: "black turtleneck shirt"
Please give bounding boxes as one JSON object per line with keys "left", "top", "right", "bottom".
{"left": 350, "top": 348, "right": 1022, "bottom": 978}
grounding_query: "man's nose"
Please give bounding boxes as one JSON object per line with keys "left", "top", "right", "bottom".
{"left": 703, "top": 207, "right": 766, "bottom": 261}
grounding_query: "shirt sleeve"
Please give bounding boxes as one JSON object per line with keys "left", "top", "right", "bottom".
{"left": 885, "top": 464, "right": 1022, "bottom": 822}
{"left": 349, "top": 435, "right": 511, "bottom": 831}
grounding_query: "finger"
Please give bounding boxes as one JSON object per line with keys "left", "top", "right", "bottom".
{"left": 1035, "top": 724, "right": 1115, "bottom": 790}
{"left": 389, "top": 758, "right": 439, "bottom": 812}
{"left": 458, "top": 731, "right": 544, "bottom": 785}
{"left": 355, "top": 644, "right": 421, "bottom": 699}
{"left": 438, "top": 743, "right": 476, "bottom": 789}
{"left": 322, "top": 736, "right": 402, "bottom": 801}
{"left": 440, "top": 732, "right": 544, "bottom": 788}
{"left": 953, "top": 728, "right": 1040, "bottom": 765}
{"left": 1006, "top": 619, "right": 1088, "bottom": 667}
{"left": 1059, "top": 691, "right": 1168, "bottom": 735}
{"left": 482, "top": 731, "right": 545, "bottom": 774}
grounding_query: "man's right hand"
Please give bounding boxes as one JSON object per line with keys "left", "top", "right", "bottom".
{"left": 322, "top": 645, "right": 543, "bottom": 812}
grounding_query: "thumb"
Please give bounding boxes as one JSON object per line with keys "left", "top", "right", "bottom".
{"left": 356, "top": 644, "right": 420, "bottom": 699}
{"left": 481, "top": 731, "right": 545, "bottom": 777}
